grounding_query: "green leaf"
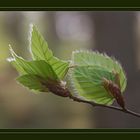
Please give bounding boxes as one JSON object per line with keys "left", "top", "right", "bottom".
{"left": 9, "top": 47, "right": 58, "bottom": 80}
{"left": 69, "top": 50, "right": 127, "bottom": 105}
{"left": 70, "top": 66, "right": 116, "bottom": 105}
{"left": 7, "top": 58, "right": 26, "bottom": 75}
{"left": 29, "top": 24, "right": 69, "bottom": 79}
{"left": 8, "top": 48, "right": 27, "bottom": 75}
{"left": 17, "top": 74, "right": 48, "bottom": 92}
{"left": 29, "top": 24, "right": 52, "bottom": 61}
{"left": 72, "top": 50, "right": 127, "bottom": 92}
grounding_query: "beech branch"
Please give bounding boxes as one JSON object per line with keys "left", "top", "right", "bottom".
{"left": 68, "top": 93, "right": 140, "bottom": 118}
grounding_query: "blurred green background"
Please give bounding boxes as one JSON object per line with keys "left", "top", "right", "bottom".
{"left": 0, "top": 11, "right": 140, "bottom": 128}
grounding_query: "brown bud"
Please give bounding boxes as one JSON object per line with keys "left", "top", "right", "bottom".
{"left": 37, "top": 76, "right": 70, "bottom": 97}
{"left": 103, "top": 78, "right": 125, "bottom": 109}
{"left": 46, "top": 80, "right": 70, "bottom": 97}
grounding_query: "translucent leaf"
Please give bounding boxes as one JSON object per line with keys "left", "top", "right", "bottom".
{"left": 29, "top": 24, "right": 69, "bottom": 79}
{"left": 72, "top": 50, "right": 127, "bottom": 92}
{"left": 8, "top": 48, "right": 27, "bottom": 75}
{"left": 8, "top": 58, "right": 26, "bottom": 75}
{"left": 10, "top": 47, "right": 58, "bottom": 80}
{"left": 69, "top": 50, "right": 127, "bottom": 105}
{"left": 17, "top": 74, "right": 48, "bottom": 92}
{"left": 70, "top": 66, "right": 116, "bottom": 105}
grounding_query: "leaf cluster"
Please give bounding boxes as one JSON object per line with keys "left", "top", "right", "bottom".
{"left": 8, "top": 24, "right": 127, "bottom": 107}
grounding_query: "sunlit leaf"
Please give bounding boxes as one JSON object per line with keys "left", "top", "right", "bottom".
{"left": 17, "top": 74, "right": 48, "bottom": 92}
{"left": 10, "top": 47, "right": 58, "bottom": 80}
{"left": 7, "top": 57, "right": 26, "bottom": 75}
{"left": 72, "top": 50, "right": 127, "bottom": 92}
{"left": 70, "top": 66, "right": 116, "bottom": 105}
{"left": 29, "top": 24, "right": 69, "bottom": 79}
{"left": 69, "top": 50, "right": 127, "bottom": 105}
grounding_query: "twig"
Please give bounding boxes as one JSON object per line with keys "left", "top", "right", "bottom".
{"left": 47, "top": 78, "right": 140, "bottom": 118}
{"left": 68, "top": 94, "right": 140, "bottom": 118}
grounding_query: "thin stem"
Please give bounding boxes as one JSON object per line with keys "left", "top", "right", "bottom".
{"left": 68, "top": 94, "right": 140, "bottom": 118}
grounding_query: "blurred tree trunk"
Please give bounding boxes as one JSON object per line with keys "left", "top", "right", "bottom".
{"left": 91, "top": 12, "right": 140, "bottom": 127}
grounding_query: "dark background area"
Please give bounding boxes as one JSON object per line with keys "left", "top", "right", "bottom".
{"left": 0, "top": 11, "right": 140, "bottom": 128}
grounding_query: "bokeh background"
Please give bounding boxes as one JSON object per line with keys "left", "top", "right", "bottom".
{"left": 0, "top": 11, "right": 140, "bottom": 128}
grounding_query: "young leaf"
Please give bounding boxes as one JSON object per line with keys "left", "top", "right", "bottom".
{"left": 69, "top": 66, "right": 116, "bottom": 105}
{"left": 72, "top": 50, "right": 127, "bottom": 92}
{"left": 17, "top": 74, "right": 48, "bottom": 92}
{"left": 8, "top": 47, "right": 27, "bottom": 75}
{"left": 7, "top": 58, "right": 26, "bottom": 75}
{"left": 69, "top": 50, "right": 127, "bottom": 105}
{"left": 10, "top": 47, "right": 58, "bottom": 80}
{"left": 29, "top": 24, "right": 69, "bottom": 79}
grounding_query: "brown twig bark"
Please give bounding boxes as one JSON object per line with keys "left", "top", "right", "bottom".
{"left": 68, "top": 93, "right": 140, "bottom": 118}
